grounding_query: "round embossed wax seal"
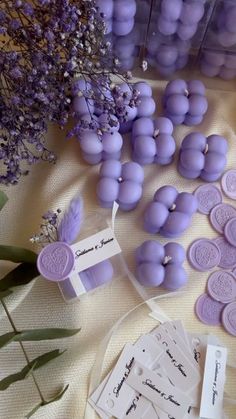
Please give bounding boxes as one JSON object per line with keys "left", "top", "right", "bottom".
{"left": 37, "top": 242, "right": 75, "bottom": 281}
{"left": 188, "top": 239, "right": 221, "bottom": 271}
{"left": 214, "top": 237, "right": 236, "bottom": 270}
{"left": 194, "top": 184, "right": 222, "bottom": 215}
{"left": 210, "top": 203, "right": 236, "bottom": 234}
{"left": 222, "top": 302, "right": 236, "bottom": 336}
{"left": 207, "top": 270, "right": 236, "bottom": 304}
{"left": 195, "top": 293, "right": 225, "bottom": 326}
{"left": 221, "top": 169, "right": 236, "bottom": 200}
{"left": 224, "top": 217, "right": 236, "bottom": 247}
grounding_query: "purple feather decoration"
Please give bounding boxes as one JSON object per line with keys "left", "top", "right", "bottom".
{"left": 58, "top": 194, "right": 84, "bottom": 244}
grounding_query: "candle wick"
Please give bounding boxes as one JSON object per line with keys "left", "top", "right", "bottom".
{"left": 163, "top": 255, "right": 172, "bottom": 266}
{"left": 184, "top": 89, "right": 189, "bottom": 97}
{"left": 153, "top": 129, "right": 160, "bottom": 138}
{"left": 169, "top": 203, "right": 176, "bottom": 212}
{"left": 203, "top": 144, "right": 209, "bottom": 154}
{"left": 118, "top": 177, "right": 123, "bottom": 183}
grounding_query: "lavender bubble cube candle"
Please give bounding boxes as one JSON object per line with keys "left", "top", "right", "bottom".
{"left": 96, "top": 0, "right": 136, "bottom": 36}
{"left": 131, "top": 117, "right": 176, "bottom": 165}
{"left": 97, "top": 159, "right": 144, "bottom": 211}
{"left": 119, "top": 81, "right": 156, "bottom": 134}
{"left": 144, "top": 185, "right": 198, "bottom": 237}
{"left": 163, "top": 79, "right": 208, "bottom": 126}
{"left": 135, "top": 240, "right": 187, "bottom": 290}
{"left": 178, "top": 132, "right": 228, "bottom": 182}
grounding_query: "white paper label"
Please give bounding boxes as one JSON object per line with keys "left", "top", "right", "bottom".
{"left": 89, "top": 373, "right": 112, "bottom": 418}
{"left": 97, "top": 344, "right": 152, "bottom": 418}
{"left": 126, "top": 361, "right": 192, "bottom": 419}
{"left": 200, "top": 344, "right": 227, "bottom": 419}
{"left": 122, "top": 393, "right": 151, "bottom": 418}
{"left": 134, "top": 335, "right": 164, "bottom": 369}
{"left": 71, "top": 227, "right": 121, "bottom": 272}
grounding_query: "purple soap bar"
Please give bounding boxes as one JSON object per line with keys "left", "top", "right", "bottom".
{"left": 221, "top": 169, "right": 236, "bottom": 200}
{"left": 224, "top": 217, "right": 236, "bottom": 247}
{"left": 135, "top": 240, "right": 187, "bottom": 290}
{"left": 37, "top": 242, "right": 75, "bottom": 281}
{"left": 144, "top": 185, "right": 198, "bottom": 238}
{"left": 210, "top": 203, "right": 236, "bottom": 234}
{"left": 195, "top": 293, "right": 225, "bottom": 326}
{"left": 207, "top": 270, "right": 236, "bottom": 304}
{"left": 222, "top": 302, "right": 236, "bottom": 336}
{"left": 188, "top": 239, "right": 221, "bottom": 271}
{"left": 194, "top": 184, "right": 222, "bottom": 215}
{"left": 214, "top": 236, "right": 236, "bottom": 270}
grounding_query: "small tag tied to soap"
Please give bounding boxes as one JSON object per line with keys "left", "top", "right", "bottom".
{"left": 200, "top": 344, "right": 227, "bottom": 419}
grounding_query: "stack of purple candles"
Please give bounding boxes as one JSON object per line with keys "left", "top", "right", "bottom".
{"left": 96, "top": 0, "right": 137, "bottom": 36}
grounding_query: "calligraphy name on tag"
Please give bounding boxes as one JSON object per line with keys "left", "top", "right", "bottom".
{"left": 126, "top": 361, "right": 192, "bottom": 419}
{"left": 151, "top": 326, "right": 201, "bottom": 393}
{"left": 122, "top": 393, "right": 151, "bottom": 419}
{"left": 200, "top": 344, "right": 227, "bottom": 419}
{"left": 71, "top": 227, "right": 121, "bottom": 272}
{"left": 97, "top": 344, "right": 153, "bottom": 418}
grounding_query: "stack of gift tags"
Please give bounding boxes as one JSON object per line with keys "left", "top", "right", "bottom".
{"left": 89, "top": 321, "right": 228, "bottom": 419}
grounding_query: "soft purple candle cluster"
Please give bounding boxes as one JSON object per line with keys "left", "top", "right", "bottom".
{"left": 135, "top": 240, "right": 187, "bottom": 290}
{"left": 96, "top": 160, "right": 144, "bottom": 210}
{"left": 215, "top": 1, "right": 236, "bottom": 48}
{"left": 178, "top": 132, "right": 228, "bottom": 181}
{"left": 201, "top": 50, "right": 236, "bottom": 81}
{"left": 144, "top": 185, "right": 198, "bottom": 237}
{"left": 131, "top": 117, "right": 176, "bottom": 165}
{"left": 163, "top": 79, "right": 208, "bottom": 126}
{"left": 96, "top": 0, "right": 136, "bottom": 36}
{"left": 147, "top": 33, "right": 190, "bottom": 76}
{"left": 157, "top": 0, "right": 205, "bottom": 40}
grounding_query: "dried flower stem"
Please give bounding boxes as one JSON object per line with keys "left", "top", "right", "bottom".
{"left": 0, "top": 297, "right": 45, "bottom": 403}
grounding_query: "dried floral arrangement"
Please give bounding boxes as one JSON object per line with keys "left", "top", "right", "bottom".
{"left": 0, "top": 190, "right": 81, "bottom": 417}
{"left": 0, "top": 0, "right": 138, "bottom": 185}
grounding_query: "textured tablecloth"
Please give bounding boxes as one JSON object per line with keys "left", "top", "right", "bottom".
{"left": 1, "top": 76, "right": 236, "bottom": 419}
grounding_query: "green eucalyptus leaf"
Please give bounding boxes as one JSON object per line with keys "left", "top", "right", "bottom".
{"left": 0, "top": 332, "right": 16, "bottom": 349}
{"left": 0, "top": 191, "right": 8, "bottom": 211}
{"left": 14, "top": 328, "right": 80, "bottom": 342}
{"left": 25, "top": 402, "right": 42, "bottom": 418}
{"left": 0, "top": 263, "right": 39, "bottom": 292}
{"left": 0, "top": 362, "right": 36, "bottom": 391}
{"left": 26, "top": 385, "right": 69, "bottom": 418}
{"left": 0, "top": 350, "right": 66, "bottom": 391}
{"left": 0, "top": 289, "right": 12, "bottom": 299}
{"left": 0, "top": 245, "right": 37, "bottom": 264}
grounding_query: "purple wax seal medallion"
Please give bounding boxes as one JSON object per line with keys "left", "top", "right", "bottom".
{"left": 222, "top": 302, "right": 236, "bottom": 336}
{"left": 135, "top": 240, "right": 187, "bottom": 290}
{"left": 224, "top": 217, "right": 236, "bottom": 247}
{"left": 37, "top": 242, "right": 75, "bottom": 281}
{"left": 221, "top": 169, "right": 236, "bottom": 200}
{"left": 210, "top": 203, "right": 236, "bottom": 234}
{"left": 207, "top": 270, "right": 236, "bottom": 304}
{"left": 214, "top": 237, "right": 236, "bottom": 270}
{"left": 188, "top": 239, "right": 220, "bottom": 271}
{"left": 195, "top": 293, "right": 225, "bottom": 326}
{"left": 194, "top": 184, "right": 222, "bottom": 215}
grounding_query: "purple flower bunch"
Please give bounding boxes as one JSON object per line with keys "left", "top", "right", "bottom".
{"left": 0, "top": 0, "right": 137, "bottom": 185}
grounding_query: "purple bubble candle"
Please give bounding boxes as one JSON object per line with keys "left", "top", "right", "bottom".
{"left": 144, "top": 185, "right": 198, "bottom": 238}
{"left": 79, "top": 129, "right": 123, "bottom": 165}
{"left": 135, "top": 240, "right": 187, "bottom": 290}
{"left": 96, "top": 0, "right": 136, "bottom": 36}
{"left": 97, "top": 159, "right": 144, "bottom": 211}
{"left": 131, "top": 116, "right": 176, "bottom": 165}
{"left": 178, "top": 132, "right": 228, "bottom": 182}
{"left": 163, "top": 79, "right": 208, "bottom": 126}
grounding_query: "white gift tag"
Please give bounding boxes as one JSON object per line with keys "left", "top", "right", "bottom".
{"left": 126, "top": 361, "right": 192, "bottom": 419}
{"left": 89, "top": 373, "right": 112, "bottom": 418}
{"left": 134, "top": 334, "right": 164, "bottom": 369}
{"left": 171, "top": 321, "right": 191, "bottom": 350}
{"left": 151, "top": 326, "right": 201, "bottom": 394}
{"left": 200, "top": 344, "right": 227, "bottom": 419}
{"left": 97, "top": 344, "right": 154, "bottom": 418}
{"left": 71, "top": 227, "right": 121, "bottom": 272}
{"left": 142, "top": 404, "right": 160, "bottom": 419}
{"left": 122, "top": 393, "right": 152, "bottom": 418}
